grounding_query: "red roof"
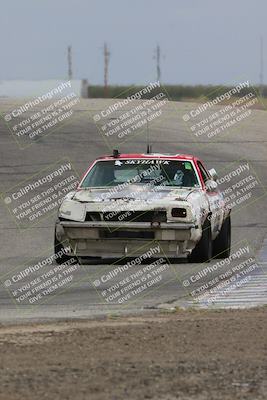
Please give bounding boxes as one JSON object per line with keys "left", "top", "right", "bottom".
{"left": 97, "top": 153, "right": 196, "bottom": 160}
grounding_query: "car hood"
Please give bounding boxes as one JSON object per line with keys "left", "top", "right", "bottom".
{"left": 71, "top": 185, "right": 201, "bottom": 203}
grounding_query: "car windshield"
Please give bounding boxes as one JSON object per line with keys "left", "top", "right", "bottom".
{"left": 80, "top": 159, "right": 200, "bottom": 188}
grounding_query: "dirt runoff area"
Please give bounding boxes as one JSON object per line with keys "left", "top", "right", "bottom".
{"left": 0, "top": 308, "right": 266, "bottom": 400}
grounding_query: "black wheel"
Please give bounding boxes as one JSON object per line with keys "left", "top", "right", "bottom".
{"left": 54, "top": 229, "right": 74, "bottom": 265}
{"left": 189, "top": 219, "right": 212, "bottom": 263}
{"left": 213, "top": 215, "right": 231, "bottom": 259}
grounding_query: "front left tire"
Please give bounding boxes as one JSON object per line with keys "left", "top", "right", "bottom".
{"left": 189, "top": 218, "right": 212, "bottom": 263}
{"left": 213, "top": 215, "right": 231, "bottom": 259}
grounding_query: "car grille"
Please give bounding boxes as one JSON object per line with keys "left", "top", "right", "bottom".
{"left": 85, "top": 210, "right": 167, "bottom": 223}
{"left": 102, "top": 210, "right": 167, "bottom": 222}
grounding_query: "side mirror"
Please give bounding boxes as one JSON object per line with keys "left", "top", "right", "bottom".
{"left": 206, "top": 179, "right": 218, "bottom": 192}
{"left": 208, "top": 168, "right": 218, "bottom": 182}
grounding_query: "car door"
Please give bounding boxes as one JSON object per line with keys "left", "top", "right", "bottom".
{"left": 197, "top": 161, "right": 224, "bottom": 239}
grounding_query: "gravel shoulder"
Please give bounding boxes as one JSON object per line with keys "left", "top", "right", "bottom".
{"left": 0, "top": 307, "right": 266, "bottom": 400}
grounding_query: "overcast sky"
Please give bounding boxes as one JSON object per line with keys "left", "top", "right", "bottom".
{"left": 1, "top": 0, "right": 267, "bottom": 85}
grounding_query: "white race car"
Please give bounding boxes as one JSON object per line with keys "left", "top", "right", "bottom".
{"left": 55, "top": 151, "right": 231, "bottom": 263}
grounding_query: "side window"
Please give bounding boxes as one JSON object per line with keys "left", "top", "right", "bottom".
{"left": 197, "top": 161, "right": 210, "bottom": 183}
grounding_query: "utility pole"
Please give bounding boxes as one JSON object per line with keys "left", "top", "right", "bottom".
{"left": 154, "top": 44, "right": 161, "bottom": 83}
{"left": 67, "top": 45, "right": 73, "bottom": 81}
{"left": 260, "top": 36, "right": 264, "bottom": 97}
{"left": 104, "top": 42, "right": 110, "bottom": 97}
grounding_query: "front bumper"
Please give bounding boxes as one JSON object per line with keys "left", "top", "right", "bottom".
{"left": 56, "top": 220, "right": 199, "bottom": 258}
{"left": 60, "top": 221, "right": 196, "bottom": 230}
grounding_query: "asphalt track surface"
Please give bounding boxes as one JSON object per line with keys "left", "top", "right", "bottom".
{"left": 0, "top": 97, "right": 266, "bottom": 323}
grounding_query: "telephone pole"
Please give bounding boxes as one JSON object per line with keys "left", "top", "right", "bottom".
{"left": 67, "top": 45, "right": 73, "bottom": 80}
{"left": 260, "top": 36, "right": 264, "bottom": 97}
{"left": 154, "top": 44, "right": 161, "bottom": 82}
{"left": 104, "top": 42, "right": 110, "bottom": 97}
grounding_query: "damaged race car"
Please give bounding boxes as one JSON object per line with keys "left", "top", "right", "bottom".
{"left": 55, "top": 151, "right": 231, "bottom": 263}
